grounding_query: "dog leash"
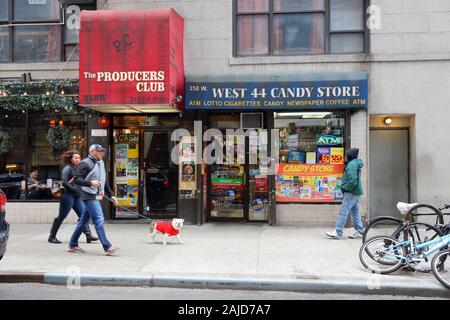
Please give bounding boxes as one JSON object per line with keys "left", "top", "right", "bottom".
{"left": 102, "top": 194, "right": 154, "bottom": 222}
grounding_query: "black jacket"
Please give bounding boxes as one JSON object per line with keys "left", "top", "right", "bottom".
{"left": 61, "top": 164, "right": 80, "bottom": 197}
{"left": 74, "top": 156, "right": 114, "bottom": 200}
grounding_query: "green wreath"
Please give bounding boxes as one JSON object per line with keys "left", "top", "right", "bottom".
{"left": 47, "top": 126, "right": 71, "bottom": 151}
{"left": 0, "top": 129, "right": 12, "bottom": 155}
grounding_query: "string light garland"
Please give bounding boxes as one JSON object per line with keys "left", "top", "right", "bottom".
{"left": 0, "top": 79, "right": 96, "bottom": 115}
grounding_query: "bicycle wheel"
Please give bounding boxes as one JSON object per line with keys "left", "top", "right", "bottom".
{"left": 359, "top": 236, "right": 406, "bottom": 274}
{"left": 407, "top": 204, "right": 444, "bottom": 225}
{"left": 362, "top": 216, "right": 403, "bottom": 243}
{"left": 432, "top": 250, "right": 450, "bottom": 289}
{"left": 397, "top": 222, "right": 443, "bottom": 272}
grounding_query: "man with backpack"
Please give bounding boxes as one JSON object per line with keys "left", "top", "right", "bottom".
{"left": 68, "top": 144, "right": 119, "bottom": 255}
{"left": 326, "top": 147, "right": 365, "bottom": 239}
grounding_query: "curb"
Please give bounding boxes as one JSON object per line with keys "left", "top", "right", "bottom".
{"left": 1, "top": 272, "right": 450, "bottom": 298}
{"left": 0, "top": 272, "right": 44, "bottom": 283}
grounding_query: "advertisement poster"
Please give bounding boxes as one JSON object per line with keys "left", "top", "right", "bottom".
{"left": 211, "top": 177, "right": 244, "bottom": 190}
{"left": 182, "top": 143, "right": 195, "bottom": 158}
{"left": 287, "top": 134, "right": 299, "bottom": 150}
{"left": 179, "top": 137, "right": 197, "bottom": 192}
{"left": 115, "top": 144, "right": 128, "bottom": 160}
{"left": 126, "top": 159, "right": 139, "bottom": 178}
{"left": 182, "top": 162, "right": 196, "bottom": 182}
{"left": 287, "top": 150, "right": 305, "bottom": 163}
{"left": 306, "top": 152, "right": 316, "bottom": 164}
{"left": 330, "top": 148, "right": 345, "bottom": 164}
{"left": 116, "top": 180, "right": 139, "bottom": 207}
{"left": 317, "top": 148, "right": 331, "bottom": 164}
{"left": 127, "top": 143, "right": 139, "bottom": 158}
{"left": 255, "top": 176, "right": 268, "bottom": 192}
{"left": 116, "top": 182, "right": 129, "bottom": 200}
{"left": 275, "top": 164, "right": 345, "bottom": 203}
{"left": 115, "top": 161, "right": 127, "bottom": 178}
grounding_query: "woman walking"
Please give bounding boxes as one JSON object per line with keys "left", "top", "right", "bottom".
{"left": 48, "top": 150, "right": 98, "bottom": 244}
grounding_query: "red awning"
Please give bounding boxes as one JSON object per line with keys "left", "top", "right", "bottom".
{"left": 79, "top": 8, "right": 184, "bottom": 113}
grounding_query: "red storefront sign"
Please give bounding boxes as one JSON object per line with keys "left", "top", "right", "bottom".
{"left": 79, "top": 9, "right": 184, "bottom": 112}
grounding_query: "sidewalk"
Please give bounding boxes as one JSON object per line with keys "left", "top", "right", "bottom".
{"left": 1, "top": 222, "right": 449, "bottom": 297}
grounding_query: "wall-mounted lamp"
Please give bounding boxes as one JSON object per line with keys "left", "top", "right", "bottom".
{"left": 171, "top": 95, "right": 183, "bottom": 106}
{"left": 384, "top": 117, "right": 392, "bottom": 125}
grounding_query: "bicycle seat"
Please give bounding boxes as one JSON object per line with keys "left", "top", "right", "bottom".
{"left": 397, "top": 202, "right": 419, "bottom": 214}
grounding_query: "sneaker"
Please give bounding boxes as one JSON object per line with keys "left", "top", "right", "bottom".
{"left": 105, "top": 245, "right": 119, "bottom": 256}
{"left": 349, "top": 231, "right": 364, "bottom": 239}
{"left": 325, "top": 230, "right": 343, "bottom": 239}
{"left": 68, "top": 246, "right": 86, "bottom": 253}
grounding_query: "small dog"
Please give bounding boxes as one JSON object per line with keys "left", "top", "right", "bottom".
{"left": 149, "top": 218, "right": 185, "bottom": 245}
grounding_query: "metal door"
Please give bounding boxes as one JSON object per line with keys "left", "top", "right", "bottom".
{"left": 369, "top": 129, "right": 409, "bottom": 218}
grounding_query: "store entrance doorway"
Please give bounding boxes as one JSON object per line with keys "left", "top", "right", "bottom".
{"left": 207, "top": 115, "right": 270, "bottom": 222}
{"left": 142, "top": 130, "right": 178, "bottom": 218}
{"left": 369, "top": 129, "right": 409, "bottom": 218}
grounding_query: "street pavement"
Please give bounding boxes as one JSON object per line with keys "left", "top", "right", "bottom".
{"left": 0, "top": 222, "right": 448, "bottom": 297}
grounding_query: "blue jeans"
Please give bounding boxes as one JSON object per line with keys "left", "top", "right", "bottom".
{"left": 336, "top": 192, "right": 365, "bottom": 237}
{"left": 57, "top": 193, "right": 89, "bottom": 232}
{"left": 69, "top": 200, "right": 112, "bottom": 250}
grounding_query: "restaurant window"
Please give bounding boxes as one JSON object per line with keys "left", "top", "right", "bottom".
{"left": 274, "top": 111, "right": 347, "bottom": 203}
{"left": 234, "top": 0, "right": 367, "bottom": 56}
{"left": 0, "top": 0, "right": 96, "bottom": 63}
{"left": 0, "top": 111, "right": 88, "bottom": 201}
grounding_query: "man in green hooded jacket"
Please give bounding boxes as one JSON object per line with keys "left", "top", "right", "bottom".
{"left": 326, "top": 147, "right": 365, "bottom": 239}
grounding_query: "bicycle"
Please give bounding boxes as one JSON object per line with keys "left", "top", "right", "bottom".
{"left": 362, "top": 203, "right": 450, "bottom": 243}
{"left": 359, "top": 222, "right": 450, "bottom": 289}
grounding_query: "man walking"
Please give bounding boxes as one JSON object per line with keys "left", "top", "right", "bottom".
{"left": 68, "top": 144, "right": 119, "bottom": 255}
{"left": 326, "top": 147, "right": 365, "bottom": 239}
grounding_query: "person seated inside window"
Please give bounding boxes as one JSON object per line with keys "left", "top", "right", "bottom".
{"left": 20, "top": 167, "right": 50, "bottom": 200}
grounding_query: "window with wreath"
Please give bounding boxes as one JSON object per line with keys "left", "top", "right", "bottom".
{"left": 235, "top": 0, "right": 367, "bottom": 56}
{"left": 0, "top": 111, "right": 88, "bottom": 201}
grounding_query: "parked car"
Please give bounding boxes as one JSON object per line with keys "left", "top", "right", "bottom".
{"left": 0, "top": 189, "right": 9, "bottom": 261}
{"left": 0, "top": 173, "right": 26, "bottom": 200}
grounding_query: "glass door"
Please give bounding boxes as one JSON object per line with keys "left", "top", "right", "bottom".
{"left": 210, "top": 163, "right": 245, "bottom": 219}
{"left": 142, "top": 130, "right": 177, "bottom": 218}
{"left": 248, "top": 129, "right": 269, "bottom": 221}
{"left": 207, "top": 115, "right": 246, "bottom": 220}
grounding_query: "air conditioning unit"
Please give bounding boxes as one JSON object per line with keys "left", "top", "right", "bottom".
{"left": 241, "top": 113, "right": 264, "bottom": 129}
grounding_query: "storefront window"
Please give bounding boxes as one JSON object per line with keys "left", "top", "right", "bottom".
{"left": 274, "top": 111, "right": 346, "bottom": 203}
{"left": 0, "top": 111, "right": 88, "bottom": 201}
{"left": 0, "top": 112, "right": 26, "bottom": 200}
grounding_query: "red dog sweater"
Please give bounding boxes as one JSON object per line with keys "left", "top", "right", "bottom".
{"left": 155, "top": 221, "right": 180, "bottom": 236}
